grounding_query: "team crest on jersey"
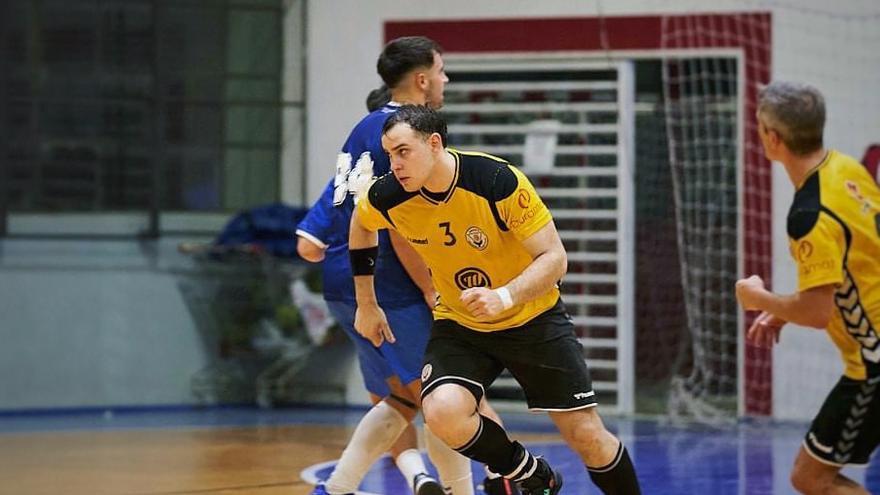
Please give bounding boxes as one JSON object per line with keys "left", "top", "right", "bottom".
{"left": 455, "top": 267, "right": 491, "bottom": 290}
{"left": 465, "top": 226, "right": 488, "bottom": 251}
{"left": 421, "top": 364, "right": 433, "bottom": 381}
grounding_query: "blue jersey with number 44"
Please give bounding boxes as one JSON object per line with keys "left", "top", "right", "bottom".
{"left": 296, "top": 103, "right": 422, "bottom": 307}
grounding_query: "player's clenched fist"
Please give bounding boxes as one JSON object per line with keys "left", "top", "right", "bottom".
{"left": 460, "top": 287, "right": 506, "bottom": 320}
{"left": 735, "top": 274, "right": 766, "bottom": 311}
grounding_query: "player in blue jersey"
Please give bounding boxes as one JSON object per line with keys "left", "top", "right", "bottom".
{"left": 297, "top": 95, "right": 444, "bottom": 495}
{"left": 296, "top": 37, "right": 514, "bottom": 495}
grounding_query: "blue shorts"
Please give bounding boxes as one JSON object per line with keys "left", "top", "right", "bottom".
{"left": 326, "top": 299, "right": 433, "bottom": 398}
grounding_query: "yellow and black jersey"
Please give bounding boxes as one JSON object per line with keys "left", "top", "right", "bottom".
{"left": 356, "top": 149, "right": 558, "bottom": 332}
{"left": 788, "top": 149, "right": 880, "bottom": 379}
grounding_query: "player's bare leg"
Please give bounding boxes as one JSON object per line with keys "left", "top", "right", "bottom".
{"left": 548, "top": 408, "right": 618, "bottom": 465}
{"left": 791, "top": 447, "right": 870, "bottom": 495}
{"left": 478, "top": 398, "right": 503, "bottom": 426}
{"left": 421, "top": 383, "right": 480, "bottom": 446}
{"left": 548, "top": 408, "right": 641, "bottom": 494}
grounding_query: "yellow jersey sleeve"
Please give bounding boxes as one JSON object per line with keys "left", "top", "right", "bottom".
{"left": 791, "top": 213, "right": 845, "bottom": 291}
{"left": 354, "top": 183, "right": 391, "bottom": 232}
{"left": 498, "top": 167, "right": 553, "bottom": 241}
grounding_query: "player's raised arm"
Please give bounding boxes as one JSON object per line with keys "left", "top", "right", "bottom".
{"left": 735, "top": 274, "right": 835, "bottom": 329}
{"left": 349, "top": 208, "right": 394, "bottom": 346}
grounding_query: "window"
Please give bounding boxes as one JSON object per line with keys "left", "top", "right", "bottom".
{"left": 1, "top": 0, "right": 301, "bottom": 236}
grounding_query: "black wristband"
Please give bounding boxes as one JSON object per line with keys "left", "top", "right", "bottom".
{"left": 350, "top": 246, "right": 378, "bottom": 276}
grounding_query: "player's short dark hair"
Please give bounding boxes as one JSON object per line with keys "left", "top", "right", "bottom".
{"left": 382, "top": 104, "right": 447, "bottom": 147}
{"left": 758, "top": 81, "right": 826, "bottom": 156}
{"left": 366, "top": 85, "right": 391, "bottom": 112}
{"left": 377, "top": 36, "right": 443, "bottom": 89}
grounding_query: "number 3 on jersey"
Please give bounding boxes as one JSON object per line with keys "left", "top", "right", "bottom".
{"left": 333, "top": 151, "right": 375, "bottom": 206}
{"left": 439, "top": 222, "right": 456, "bottom": 246}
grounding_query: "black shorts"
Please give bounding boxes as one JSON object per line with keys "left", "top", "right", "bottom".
{"left": 803, "top": 374, "right": 880, "bottom": 466}
{"left": 420, "top": 299, "right": 596, "bottom": 412}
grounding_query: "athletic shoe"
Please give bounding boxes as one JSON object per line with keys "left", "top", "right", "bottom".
{"left": 483, "top": 475, "right": 521, "bottom": 495}
{"left": 414, "top": 472, "right": 446, "bottom": 495}
{"left": 517, "top": 458, "right": 563, "bottom": 495}
{"left": 310, "top": 483, "right": 353, "bottom": 495}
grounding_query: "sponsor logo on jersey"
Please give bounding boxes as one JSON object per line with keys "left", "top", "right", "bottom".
{"left": 408, "top": 237, "right": 429, "bottom": 245}
{"left": 465, "top": 226, "right": 488, "bottom": 251}
{"left": 845, "top": 180, "right": 864, "bottom": 201}
{"left": 421, "top": 364, "right": 433, "bottom": 381}
{"left": 801, "top": 259, "right": 835, "bottom": 276}
{"left": 516, "top": 188, "right": 531, "bottom": 209}
{"left": 508, "top": 208, "right": 537, "bottom": 229}
{"left": 845, "top": 180, "right": 874, "bottom": 213}
{"left": 454, "top": 267, "right": 491, "bottom": 290}
{"left": 797, "top": 240, "right": 813, "bottom": 262}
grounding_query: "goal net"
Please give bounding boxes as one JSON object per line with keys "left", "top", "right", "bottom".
{"left": 662, "top": 54, "right": 748, "bottom": 423}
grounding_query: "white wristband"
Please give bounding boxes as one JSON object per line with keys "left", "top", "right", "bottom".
{"left": 494, "top": 286, "right": 514, "bottom": 311}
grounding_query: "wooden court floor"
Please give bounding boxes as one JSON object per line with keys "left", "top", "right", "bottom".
{"left": 4, "top": 406, "right": 879, "bottom": 495}
{"left": 0, "top": 419, "right": 555, "bottom": 495}
{"left": 1, "top": 424, "right": 339, "bottom": 495}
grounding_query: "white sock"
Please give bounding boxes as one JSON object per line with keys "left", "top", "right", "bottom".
{"left": 425, "top": 424, "right": 474, "bottom": 495}
{"left": 396, "top": 448, "right": 430, "bottom": 493}
{"left": 325, "top": 401, "right": 408, "bottom": 494}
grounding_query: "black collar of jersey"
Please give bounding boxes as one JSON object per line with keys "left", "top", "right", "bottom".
{"left": 419, "top": 150, "right": 461, "bottom": 205}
